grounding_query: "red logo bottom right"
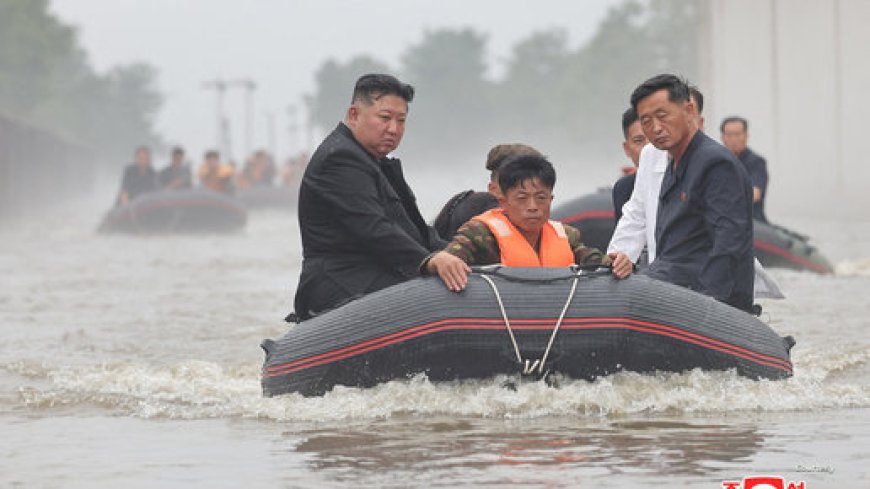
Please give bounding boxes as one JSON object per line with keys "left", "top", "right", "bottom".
{"left": 721, "top": 476, "right": 806, "bottom": 489}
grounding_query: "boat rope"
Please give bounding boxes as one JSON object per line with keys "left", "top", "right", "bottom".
{"left": 538, "top": 275, "right": 580, "bottom": 374}
{"left": 479, "top": 273, "right": 523, "bottom": 365}
{"left": 479, "top": 272, "right": 580, "bottom": 375}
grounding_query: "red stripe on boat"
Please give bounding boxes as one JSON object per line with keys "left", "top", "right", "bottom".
{"left": 263, "top": 316, "right": 792, "bottom": 378}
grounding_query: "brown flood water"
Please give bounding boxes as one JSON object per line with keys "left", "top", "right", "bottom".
{"left": 1, "top": 190, "right": 869, "bottom": 488}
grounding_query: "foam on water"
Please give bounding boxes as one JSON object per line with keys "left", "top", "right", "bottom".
{"left": 7, "top": 342, "right": 869, "bottom": 422}
{"left": 835, "top": 259, "right": 870, "bottom": 277}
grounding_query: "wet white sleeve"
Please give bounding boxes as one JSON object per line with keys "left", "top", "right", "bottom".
{"left": 607, "top": 151, "right": 653, "bottom": 262}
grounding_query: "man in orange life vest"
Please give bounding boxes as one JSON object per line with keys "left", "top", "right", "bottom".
{"left": 425, "top": 155, "right": 634, "bottom": 291}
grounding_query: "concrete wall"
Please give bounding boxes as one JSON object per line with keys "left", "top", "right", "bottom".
{"left": 702, "top": 0, "right": 870, "bottom": 218}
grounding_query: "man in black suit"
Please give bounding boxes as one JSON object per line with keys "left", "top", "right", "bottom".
{"left": 720, "top": 116, "right": 770, "bottom": 223}
{"left": 630, "top": 74, "right": 755, "bottom": 312}
{"left": 292, "top": 74, "right": 461, "bottom": 320}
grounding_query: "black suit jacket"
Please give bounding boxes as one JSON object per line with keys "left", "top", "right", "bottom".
{"left": 738, "top": 147, "right": 769, "bottom": 223}
{"left": 432, "top": 190, "right": 498, "bottom": 241}
{"left": 645, "top": 130, "right": 755, "bottom": 312}
{"left": 293, "top": 122, "right": 444, "bottom": 319}
{"left": 611, "top": 172, "right": 636, "bottom": 222}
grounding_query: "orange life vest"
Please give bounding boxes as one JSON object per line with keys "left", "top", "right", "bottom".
{"left": 198, "top": 163, "right": 234, "bottom": 192}
{"left": 473, "top": 208, "right": 574, "bottom": 267}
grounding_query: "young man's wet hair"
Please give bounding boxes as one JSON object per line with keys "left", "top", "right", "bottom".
{"left": 351, "top": 74, "right": 415, "bottom": 105}
{"left": 497, "top": 155, "right": 557, "bottom": 194}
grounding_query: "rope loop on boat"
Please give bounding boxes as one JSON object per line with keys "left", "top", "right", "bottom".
{"left": 478, "top": 272, "right": 580, "bottom": 376}
{"left": 479, "top": 274, "right": 523, "bottom": 365}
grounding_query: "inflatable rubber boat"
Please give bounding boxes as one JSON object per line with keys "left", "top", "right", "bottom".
{"left": 550, "top": 189, "right": 616, "bottom": 252}
{"left": 551, "top": 189, "right": 834, "bottom": 274}
{"left": 261, "top": 267, "right": 794, "bottom": 397}
{"left": 99, "top": 188, "right": 247, "bottom": 233}
{"left": 752, "top": 223, "right": 833, "bottom": 274}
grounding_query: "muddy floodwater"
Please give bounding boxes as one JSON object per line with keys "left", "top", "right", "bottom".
{"left": 1, "top": 191, "right": 869, "bottom": 488}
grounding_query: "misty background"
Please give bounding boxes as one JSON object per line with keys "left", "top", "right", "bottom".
{"left": 2, "top": 0, "right": 868, "bottom": 220}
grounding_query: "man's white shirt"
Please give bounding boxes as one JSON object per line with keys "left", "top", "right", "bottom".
{"left": 607, "top": 143, "right": 668, "bottom": 262}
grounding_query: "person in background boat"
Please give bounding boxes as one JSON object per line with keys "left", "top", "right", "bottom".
{"left": 612, "top": 107, "right": 649, "bottom": 222}
{"left": 157, "top": 146, "right": 192, "bottom": 190}
{"left": 721, "top": 116, "right": 769, "bottom": 223}
{"left": 115, "top": 146, "right": 158, "bottom": 206}
{"left": 425, "top": 155, "right": 633, "bottom": 291}
{"left": 291, "top": 73, "right": 453, "bottom": 321}
{"left": 432, "top": 143, "right": 543, "bottom": 241}
{"left": 630, "top": 74, "right": 754, "bottom": 312}
{"left": 198, "top": 150, "right": 235, "bottom": 195}
{"left": 237, "top": 150, "right": 276, "bottom": 189}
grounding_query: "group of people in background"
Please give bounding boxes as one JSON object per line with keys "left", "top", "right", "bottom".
{"left": 114, "top": 146, "right": 308, "bottom": 207}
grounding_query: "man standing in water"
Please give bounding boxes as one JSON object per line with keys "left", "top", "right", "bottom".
{"left": 720, "top": 116, "right": 769, "bottom": 223}
{"left": 292, "top": 74, "right": 458, "bottom": 321}
{"left": 629, "top": 74, "right": 754, "bottom": 312}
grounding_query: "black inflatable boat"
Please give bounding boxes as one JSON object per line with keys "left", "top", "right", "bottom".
{"left": 551, "top": 189, "right": 834, "bottom": 274}
{"left": 261, "top": 267, "right": 794, "bottom": 397}
{"left": 550, "top": 190, "right": 616, "bottom": 252}
{"left": 99, "top": 188, "right": 247, "bottom": 233}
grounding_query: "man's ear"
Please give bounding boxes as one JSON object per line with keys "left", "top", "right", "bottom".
{"left": 345, "top": 105, "right": 358, "bottom": 125}
{"left": 685, "top": 100, "right": 697, "bottom": 121}
{"left": 622, "top": 140, "right": 632, "bottom": 159}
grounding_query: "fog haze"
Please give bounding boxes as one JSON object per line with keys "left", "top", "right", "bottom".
{"left": 50, "top": 0, "right": 618, "bottom": 163}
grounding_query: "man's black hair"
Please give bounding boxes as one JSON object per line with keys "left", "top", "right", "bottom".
{"left": 689, "top": 85, "right": 704, "bottom": 115}
{"left": 497, "top": 155, "right": 557, "bottom": 194}
{"left": 171, "top": 146, "right": 185, "bottom": 156}
{"left": 630, "top": 74, "right": 691, "bottom": 111}
{"left": 621, "top": 107, "right": 639, "bottom": 139}
{"left": 204, "top": 149, "right": 220, "bottom": 159}
{"left": 351, "top": 73, "right": 415, "bottom": 105}
{"left": 720, "top": 116, "right": 748, "bottom": 133}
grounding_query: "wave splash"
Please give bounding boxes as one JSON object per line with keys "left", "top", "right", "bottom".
{"left": 7, "top": 346, "right": 870, "bottom": 422}
{"left": 835, "top": 259, "right": 870, "bottom": 276}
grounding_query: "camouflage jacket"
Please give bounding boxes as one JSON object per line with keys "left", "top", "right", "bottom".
{"left": 443, "top": 219, "right": 609, "bottom": 267}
